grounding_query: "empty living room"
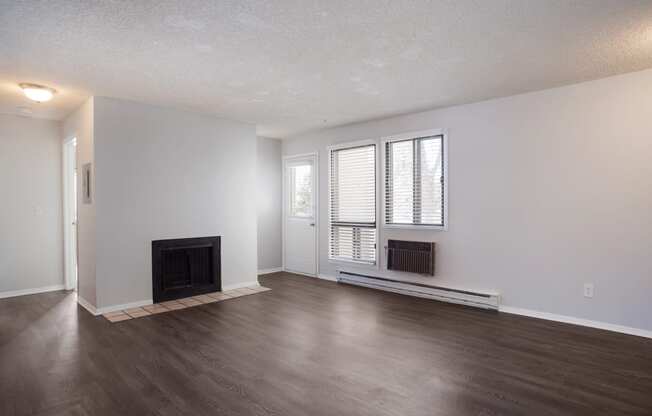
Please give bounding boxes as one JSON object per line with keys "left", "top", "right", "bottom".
{"left": 2, "top": 1, "right": 652, "bottom": 415}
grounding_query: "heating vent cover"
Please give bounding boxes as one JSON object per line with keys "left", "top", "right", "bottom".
{"left": 387, "top": 240, "right": 435, "bottom": 275}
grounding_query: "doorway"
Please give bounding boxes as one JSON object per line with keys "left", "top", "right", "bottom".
{"left": 63, "top": 138, "right": 78, "bottom": 291}
{"left": 283, "top": 153, "right": 318, "bottom": 276}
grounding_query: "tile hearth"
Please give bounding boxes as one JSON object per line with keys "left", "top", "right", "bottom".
{"left": 103, "top": 285, "right": 271, "bottom": 323}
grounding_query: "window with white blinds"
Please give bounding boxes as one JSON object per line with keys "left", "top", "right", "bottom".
{"left": 385, "top": 134, "right": 445, "bottom": 227}
{"left": 329, "top": 144, "right": 377, "bottom": 264}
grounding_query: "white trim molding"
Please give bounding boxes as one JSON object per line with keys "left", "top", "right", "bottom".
{"left": 97, "top": 299, "right": 153, "bottom": 315}
{"left": 222, "top": 280, "right": 261, "bottom": 291}
{"left": 283, "top": 270, "right": 317, "bottom": 278}
{"left": 0, "top": 284, "right": 65, "bottom": 300}
{"left": 318, "top": 271, "right": 652, "bottom": 339}
{"left": 79, "top": 281, "right": 263, "bottom": 316}
{"left": 500, "top": 306, "right": 652, "bottom": 339}
{"left": 317, "top": 273, "right": 338, "bottom": 282}
{"left": 258, "top": 267, "right": 283, "bottom": 275}
{"left": 77, "top": 296, "right": 98, "bottom": 316}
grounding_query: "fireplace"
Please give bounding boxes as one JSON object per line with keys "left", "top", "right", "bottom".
{"left": 152, "top": 236, "right": 221, "bottom": 303}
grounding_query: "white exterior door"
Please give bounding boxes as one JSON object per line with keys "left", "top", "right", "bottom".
{"left": 284, "top": 154, "right": 317, "bottom": 276}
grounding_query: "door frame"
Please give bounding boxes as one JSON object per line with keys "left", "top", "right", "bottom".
{"left": 62, "top": 137, "right": 77, "bottom": 291}
{"left": 282, "top": 152, "right": 319, "bottom": 277}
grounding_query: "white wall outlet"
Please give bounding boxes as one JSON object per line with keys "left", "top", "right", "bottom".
{"left": 583, "top": 283, "right": 594, "bottom": 298}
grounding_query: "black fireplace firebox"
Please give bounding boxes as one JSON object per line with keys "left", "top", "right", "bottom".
{"left": 152, "top": 236, "right": 221, "bottom": 303}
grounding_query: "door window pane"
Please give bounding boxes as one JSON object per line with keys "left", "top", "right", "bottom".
{"left": 289, "top": 164, "right": 313, "bottom": 217}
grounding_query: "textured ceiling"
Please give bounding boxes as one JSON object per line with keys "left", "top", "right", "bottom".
{"left": 2, "top": 0, "right": 652, "bottom": 138}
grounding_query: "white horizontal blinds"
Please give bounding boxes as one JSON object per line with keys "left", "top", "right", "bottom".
{"left": 330, "top": 144, "right": 377, "bottom": 264}
{"left": 330, "top": 226, "right": 377, "bottom": 263}
{"left": 385, "top": 140, "right": 413, "bottom": 223}
{"left": 385, "top": 135, "right": 444, "bottom": 226}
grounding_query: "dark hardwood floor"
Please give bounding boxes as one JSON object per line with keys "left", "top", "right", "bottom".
{"left": 1, "top": 272, "right": 651, "bottom": 416}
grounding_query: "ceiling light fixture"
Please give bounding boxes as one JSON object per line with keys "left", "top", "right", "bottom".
{"left": 19, "top": 83, "right": 56, "bottom": 102}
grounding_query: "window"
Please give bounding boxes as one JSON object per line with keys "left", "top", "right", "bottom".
{"left": 384, "top": 134, "right": 445, "bottom": 227}
{"left": 329, "top": 144, "right": 376, "bottom": 264}
{"left": 288, "top": 163, "right": 313, "bottom": 217}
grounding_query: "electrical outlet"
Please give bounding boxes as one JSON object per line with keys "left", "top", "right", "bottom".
{"left": 583, "top": 283, "right": 594, "bottom": 298}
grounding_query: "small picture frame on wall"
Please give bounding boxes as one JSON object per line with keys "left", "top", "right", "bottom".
{"left": 82, "top": 162, "right": 92, "bottom": 204}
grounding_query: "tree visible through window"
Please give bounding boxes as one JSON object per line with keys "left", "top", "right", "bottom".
{"left": 289, "top": 164, "right": 313, "bottom": 217}
{"left": 385, "top": 135, "right": 444, "bottom": 226}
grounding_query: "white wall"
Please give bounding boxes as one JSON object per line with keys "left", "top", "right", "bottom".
{"left": 283, "top": 68, "right": 652, "bottom": 332}
{"left": 0, "top": 114, "right": 63, "bottom": 295}
{"left": 256, "top": 136, "right": 282, "bottom": 271}
{"left": 61, "top": 98, "right": 97, "bottom": 306}
{"left": 93, "top": 97, "right": 257, "bottom": 309}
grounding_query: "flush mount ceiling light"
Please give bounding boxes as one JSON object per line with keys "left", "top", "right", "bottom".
{"left": 19, "top": 83, "right": 56, "bottom": 102}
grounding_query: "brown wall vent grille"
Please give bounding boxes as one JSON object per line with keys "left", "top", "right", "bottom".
{"left": 386, "top": 240, "right": 435, "bottom": 275}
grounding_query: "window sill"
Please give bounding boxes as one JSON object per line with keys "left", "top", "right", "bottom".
{"left": 383, "top": 223, "right": 447, "bottom": 231}
{"left": 328, "top": 258, "right": 378, "bottom": 268}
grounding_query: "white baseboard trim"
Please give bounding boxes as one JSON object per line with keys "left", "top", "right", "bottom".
{"left": 83, "top": 281, "right": 262, "bottom": 316}
{"left": 0, "top": 284, "right": 65, "bottom": 300}
{"left": 283, "top": 270, "right": 319, "bottom": 278}
{"left": 97, "top": 299, "right": 153, "bottom": 315}
{"left": 311, "top": 273, "right": 651, "bottom": 339}
{"left": 77, "top": 296, "right": 99, "bottom": 316}
{"left": 317, "top": 273, "right": 338, "bottom": 282}
{"left": 257, "top": 267, "right": 283, "bottom": 275}
{"left": 223, "top": 280, "right": 261, "bottom": 291}
{"left": 500, "top": 306, "right": 652, "bottom": 339}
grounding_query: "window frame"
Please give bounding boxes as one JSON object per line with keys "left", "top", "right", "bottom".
{"left": 381, "top": 128, "right": 448, "bottom": 231}
{"left": 327, "top": 139, "right": 379, "bottom": 267}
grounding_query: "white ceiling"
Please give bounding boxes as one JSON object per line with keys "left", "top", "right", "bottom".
{"left": 2, "top": 1, "right": 652, "bottom": 138}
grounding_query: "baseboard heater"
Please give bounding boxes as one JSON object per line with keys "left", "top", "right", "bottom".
{"left": 337, "top": 271, "right": 500, "bottom": 310}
